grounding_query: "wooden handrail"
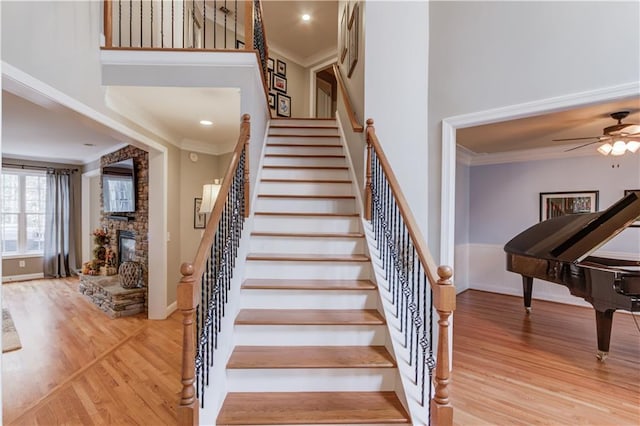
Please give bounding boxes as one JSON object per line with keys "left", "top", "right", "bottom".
{"left": 177, "top": 114, "right": 251, "bottom": 425}
{"left": 333, "top": 64, "right": 364, "bottom": 133}
{"left": 364, "top": 118, "right": 455, "bottom": 425}
{"left": 104, "top": 0, "right": 112, "bottom": 48}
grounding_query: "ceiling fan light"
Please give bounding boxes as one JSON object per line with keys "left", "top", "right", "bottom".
{"left": 597, "top": 143, "right": 613, "bottom": 155}
{"left": 626, "top": 141, "right": 640, "bottom": 153}
{"left": 611, "top": 140, "right": 627, "bottom": 156}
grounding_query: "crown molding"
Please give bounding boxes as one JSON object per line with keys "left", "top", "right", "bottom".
{"left": 180, "top": 138, "right": 235, "bottom": 156}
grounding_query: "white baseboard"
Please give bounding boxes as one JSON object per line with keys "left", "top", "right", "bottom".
{"left": 2, "top": 273, "right": 45, "bottom": 283}
{"left": 165, "top": 301, "right": 177, "bottom": 317}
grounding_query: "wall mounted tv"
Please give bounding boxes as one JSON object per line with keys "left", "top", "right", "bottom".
{"left": 102, "top": 158, "right": 136, "bottom": 214}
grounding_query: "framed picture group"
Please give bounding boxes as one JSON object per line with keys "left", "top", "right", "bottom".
{"left": 267, "top": 57, "right": 291, "bottom": 117}
{"left": 340, "top": 1, "right": 360, "bottom": 78}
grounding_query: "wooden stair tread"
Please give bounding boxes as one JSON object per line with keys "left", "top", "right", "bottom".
{"left": 269, "top": 125, "right": 339, "bottom": 129}
{"left": 246, "top": 253, "right": 369, "bottom": 262}
{"left": 217, "top": 391, "right": 411, "bottom": 424}
{"left": 258, "top": 194, "right": 355, "bottom": 199}
{"left": 266, "top": 143, "right": 342, "bottom": 148}
{"left": 265, "top": 153, "right": 345, "bottom": 158}
{"left": 262, "top": 165, "right": 348, "bottom": 170}
{"left": 227, "top": 346, "right": 396, "bottom": 369}
{"left": 269, "top": 134, "right": 340, "bottom": 138}
{"left": 251, "top": 232, "right": 364, "bottom": 238}
{"left": 260, "top": 178, "right": 352, "bottom": 183}
{"left": 235, "top": 309, "right": 385, "bottom": 325}
{"left": 242, "top": 279, "right": 375, "bottom": 290}
{"left": 254, "top": 212, "right": 359, "bottom": 217}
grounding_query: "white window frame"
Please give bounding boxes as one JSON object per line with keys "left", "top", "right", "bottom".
{"left": 1, "top": 169, "right": 47, "bottom": 257}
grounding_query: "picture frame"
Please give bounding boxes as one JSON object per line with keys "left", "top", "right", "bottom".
{"left": 194, "top": 198, "right": 206, "bottom": 229}
{"left": 235, "top": 39, "right": 245, "bottom": 50}
{"left": 347, "top": 3, "right": 359, "bottom": 78}
{"left": 276, "top": 93, "right": 291, "bottom": 117}
{"left": 273, "top": 74, "right": 287, "bottom": 93}
{"left": 276, "top": 59, "right": 287, "bottom": 76}
{"left": 340, "top": 5, "right": 348, "bottom": 63}
{"left": 539, "top": 191, "right": 599, "bottom": 222}
{"left": 267, "top": 57, "right": 274, "bottom": 71}
{"left": 624, "top": 190, "right": 640, "bottom": 227}
{"left": 268, "top": 70, "right": 273, "bottom": 89}
{"left": 268, "top": 93, "right": 276, "bottom": 110}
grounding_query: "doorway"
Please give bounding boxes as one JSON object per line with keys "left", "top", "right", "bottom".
{"left": 314, "top": 65, "right": 337, "bottom": 119}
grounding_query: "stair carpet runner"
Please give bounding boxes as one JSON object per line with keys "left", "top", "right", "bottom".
{"left": 216, "top": 119, "right": 410, "bottom": 425}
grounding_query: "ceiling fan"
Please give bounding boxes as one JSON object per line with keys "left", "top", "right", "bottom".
{"left": 553, "top": 111, "right": 640, "bottom": 155}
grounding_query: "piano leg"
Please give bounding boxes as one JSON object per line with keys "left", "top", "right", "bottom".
{"left": 595, "top": 309, "right": 614, "bottom": 362}
{"left": 522, "top": 276, "right": 533, "bottom": 314}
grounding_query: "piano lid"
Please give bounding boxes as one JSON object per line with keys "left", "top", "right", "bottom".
{"left": 504, "top": 191, "right": 640, "bottom": 263}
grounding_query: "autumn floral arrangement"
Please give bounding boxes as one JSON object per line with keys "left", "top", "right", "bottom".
{"left": 81, "top": 228, "right": 117, "bottom": 275}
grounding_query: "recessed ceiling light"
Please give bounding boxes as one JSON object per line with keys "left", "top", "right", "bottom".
{"left": 199, "top": 120, "right": 213, "bottom": 126}
{"left": 302, "top": 14, "right": 311, "bottom": 22}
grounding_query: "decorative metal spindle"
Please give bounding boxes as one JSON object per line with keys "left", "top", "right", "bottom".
{"left": 213, "top": 0, "right": 217, "bottom": 48}
{"left": 203, "top": 0, "right": 206, "bottom": 49}
{"left": 192, "top": 0, "right": 195, "bottom": 48}
{"left": 150, "top": 0, "right": 153, "bottom": 47}
{"left": 171, "top": 0, "right": 174, "bottom": 48}
{"left": 161, "top": 0, "right": 164, "bottom": 48}
{"left": 234, "top": 0, "right": 237, "bottom": 49}
{"left": 224, "top": 0, "right": 228, "bottom": 48}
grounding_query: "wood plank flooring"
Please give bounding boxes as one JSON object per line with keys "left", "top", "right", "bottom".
{"left": 452, "top": 290, "right": 640, "bottom": 426}
{"left": 2, "top": 278, "right": 181, "bottom": 425}
{"left": 3, "top": 279, "right": 638, "bottom": 425}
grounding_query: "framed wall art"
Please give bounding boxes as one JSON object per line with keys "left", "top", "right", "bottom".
{"left": 194, "top": 198, "right": 206, "bottom": 229}
{"left": 340, "top": 5, "right": 348, "bottom": 63}
{"left": 276, "top": 93, "right": 291, "bottom": 117}
{"left": 539, "top": 191, "right": 599, "bottom": 222}
{"left": 235, "top": 39, "right": 245, "bottom": 50}
{"left": 268, "top": 93, "right": 276, "bottom": 110}
{"left": 276, "top": 59, "right": 287, "bottom": 76}
{"left": 347, "top": 2, "right": 359, "bottom": 78}
{"left": 624, "top": 189, "right": 640, "bottom": 227}
{"left": 267, "top": 57, "right": 274, "bottom": 71}
{"left": 273, "top": 74, "right": 287, "bottom": 93}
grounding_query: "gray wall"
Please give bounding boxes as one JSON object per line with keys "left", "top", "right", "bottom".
{"left": 469, "top": 154, "right": 640, "bottom": 253}
{"left": 429, "top": 1, "right": 640, "bottom": 259}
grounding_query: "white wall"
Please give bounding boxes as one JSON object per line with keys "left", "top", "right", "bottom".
{"left": 429, "top": 1, "right": 640, "bottom": 261}
{"left": 458, "top": 153, "right": 640, "bottom": 304}
{"left": 454, "top": 159, "right": 470, "bottom": 292}
{"left": 364, "top": 1, "right": 430, "bottom": 243}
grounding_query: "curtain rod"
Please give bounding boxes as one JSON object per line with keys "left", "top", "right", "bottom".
{"left": 2, "top": 163, "right": 79, "bottom": 172}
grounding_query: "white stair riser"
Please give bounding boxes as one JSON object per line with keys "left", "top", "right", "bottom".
{"left": 271, "top": 119, "right": 336, "bottom": 127}
{"left": 234, "top": 324, "right": 387, "bottom": 346}
{"left": 240, "top": 289, "right": 377, "bottom": 309}
{"left": 258, "top": 181, "right": 353, "bottom": 196}
{"left": 266, "top": 145, "right": 344, "bottom": 156}
{"left": 261, "top": 167, "right": 350, "bottom": 180}
{"left": 256, "top": 198, "right": 356, "bottom": 214}
{"left": 268, "top": 136, "right": 342, "bottom": 145}
{"left": 264, "top": 156, "right": 346, "bottom": 167}
{"left": 226, "top": 368, "right": 396, "bottom": 392}
{"left": 253, "top": 216, "right": 362, "bottom": 233}
{"left": 246, "top": 260, "right": 371, "bottom": 280}
{"left": 250, "top": 235, "right": 365, "bottom": 254}
{"left": 269, "top": 127, "right": 339, "bottom": 136}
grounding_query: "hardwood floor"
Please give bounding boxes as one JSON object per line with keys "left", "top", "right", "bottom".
{"left": 2, "top": 280, "right": 638, "bottom": 425}
{"left": 2, "top": 278, "right": 182, "bottom": 425}
{"left": 452, "top": 290, "right": 640, "bottom": 426}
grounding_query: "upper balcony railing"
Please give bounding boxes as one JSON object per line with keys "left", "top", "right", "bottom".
{"left": 103, "top": 0, "right": 270, "bottom": 87}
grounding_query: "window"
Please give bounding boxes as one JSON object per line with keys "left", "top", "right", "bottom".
{"left": 1, "top": 171, "right": 47, "bottom": 255}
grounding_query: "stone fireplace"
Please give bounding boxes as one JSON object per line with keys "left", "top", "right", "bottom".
{"left": 118, "top": 230, "right": 136, "bottom": 265}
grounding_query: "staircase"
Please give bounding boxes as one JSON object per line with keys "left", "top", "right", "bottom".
{"left": 216, "top": 119, "right": 410, "bottom": 425}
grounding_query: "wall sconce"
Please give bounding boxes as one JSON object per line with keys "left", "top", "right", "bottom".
{"left": 199, "top": 179, "right": 222, "bottom": 214}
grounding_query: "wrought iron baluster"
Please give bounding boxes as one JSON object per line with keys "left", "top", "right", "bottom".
{"left": 161, "top": 0, "right": 164, "bottom": 48}
{"left": 129, "top": 0, "right": 132, "bottom": 47}
{"left": 150, "top": 0, "right": 153, "bottom": 47}
{"left": 139, "top": 0, "right": 143, "bottom": 47}
{"left": 203, "top": 0, "right": 206, "bottom": 49}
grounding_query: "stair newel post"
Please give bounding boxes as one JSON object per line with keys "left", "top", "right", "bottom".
{"left": 242, "top": 114, "right": 251, "bottom": 217}
{"left": 430, "top": 265, "right": 455, "bottom": 426}
{"left": 177, "top": 262, "right": 200, "bottom": 426}
{"left": 103, "top": 0, "right": 112, "bottom": 48}
{"left": 364, "top": 119, "right": 374, "bottom": 221}
{"left": 244, "top": 0, "right": 254, "bottom": 50}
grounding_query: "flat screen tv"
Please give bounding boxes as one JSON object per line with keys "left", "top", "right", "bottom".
{"left": 102, "top": 158, "right": 136, "bottom": 213}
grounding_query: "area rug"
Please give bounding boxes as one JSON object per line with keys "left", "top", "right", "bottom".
{"left": 2, "top": 308, "right": 22, "bottom": 353}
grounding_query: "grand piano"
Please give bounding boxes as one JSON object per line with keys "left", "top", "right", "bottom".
{"left": 505, "top": 191, "right": 640, "bottom": 361}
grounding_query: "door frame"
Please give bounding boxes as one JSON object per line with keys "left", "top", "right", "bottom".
{"left": 308, "top": 57, "right": 337, "bottom": 117}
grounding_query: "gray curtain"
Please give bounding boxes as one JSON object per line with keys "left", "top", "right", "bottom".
{"left": 43, "top": 170, "right": 77, "bottom": 278}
